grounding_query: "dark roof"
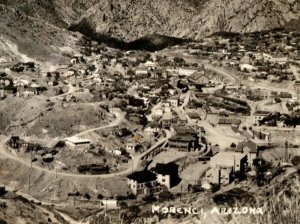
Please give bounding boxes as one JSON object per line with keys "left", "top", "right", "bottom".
{"left": 218, "top": 118, "right": 241, "bottom": 125}
{"left": 169, "top": 135, "right": 196, "bottom": 142}
{"left": 172, "top": 125, "right": 197, "bottom": 135}
{"left": 127, "top": 170, "right": 156, "bottom": 183}
{"left": 11, "top": 136, "right": 20, "bottom": 141}
{"left": 254, "top": 111, "right": 271, "bottom": 116}
{"left": 151, "top": 162, "right": 179, "bottom": 175}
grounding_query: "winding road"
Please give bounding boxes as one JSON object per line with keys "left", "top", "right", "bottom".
{"left": 0, "top": 108, "right": 169, "bottom": 179}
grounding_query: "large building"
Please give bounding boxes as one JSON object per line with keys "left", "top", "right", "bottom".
{"left": 205, "top": 152, "right": 248, "bottom": 185}
{"left": 168, "top": 125, "right": 199, "bottom": 152}
{"left": 253, "top": 110, "right": 271, "bottom": 125}
{"left": 65, "top": 136, "right": 91, "bottom": 150}
{"left": 161, "top": 112, "right": 187, "bottom": 129}
{"left": 168, "top": 135, "right": 197, "bottom": 152}
{"left": 151, "top": 162, "right": 180, "bottom": 189}
{"left": 127, "top": 170, "right": 158, "bottom": 195}
{"left": 178, "top": 67, "right": 198, "bottom": 76}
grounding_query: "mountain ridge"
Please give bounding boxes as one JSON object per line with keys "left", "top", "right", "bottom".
{"left": 0, "top": 0, "right": 300, "bottom": 55}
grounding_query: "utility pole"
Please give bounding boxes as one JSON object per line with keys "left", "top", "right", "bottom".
{"left": 285, "top": 140, "right": 289, "bottom": 163}
{"left": 30, "top": 149, "right": 33, "bottom": 168}
{"left": 28, "top": 174, "right": 31, "bottom": 191}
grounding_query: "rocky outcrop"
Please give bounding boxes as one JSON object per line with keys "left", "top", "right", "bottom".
{"left": 1, "top": 0, "right": 300, "bottom": 42}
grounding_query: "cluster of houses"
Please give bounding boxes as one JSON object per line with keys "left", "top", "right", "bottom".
{"left": 204, "top": 138, "right": 277, "bottom": 186}
{"left": 127, "top": 162, "right": 180, "bottom": 195}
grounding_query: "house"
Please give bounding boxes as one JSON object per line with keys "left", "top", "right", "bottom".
{"left": 218, "top": 118, "right": 241, "bottom": 126}
{"left": 187, "top": 112, "right": 201, "bottom": 123}
{"left": 235, "top": 139, "right": 274, "bottom": 166}
{"left": 271, "top": 56, "right": 289, "bottom": 65}
{"left": 239, "top": 64, "right": 258, "bottom": 72}
{"left": 6, "top": 136, "right": 27, "bottom": 150}
{"left": 144, "top": 61, "right": 157, "bottom": 69}
{"left": 127, "top": 170, "right": 158, "bottom": 195}
{"left": 279, "top": 92, "right": 292, "bottom": 99}
{"left": 151, "top": 162, "right": 180, "bottom": 189}
{"left": 112, "top": 149, "right": 122, "bottom": 156}
{"left": 126, "top": 142, "right": 137, "bottom": 151}
{"left": 4, "top": 86, "right": 17, "bottom": 95}
{"left": 70, "top": 54, "right": 84, "bottom": 64}
{"left": 135, "top": 66, "right": 149, "bottom": 77}
{"left": 170, "top": 125, "right": 198, "bottom": 138}
{"left": 188, "top": 71, "right": 210, "bottom": 87}
{"left": 168, "top": 135, "right": 198, "bottom": 152}
{"left": 210, "top": 151, "right": 248, "bottom": 172}
{"left": 152, "top": 108, "right": 164, "bottom": 118}
{"left": 162, "top": 113, "right": 187, "bottom": 129}
{"left": 113, "top": 128, "right": 132, "bottom": 137}
{"left": 206, "top": 152, "right": 248, "bottom": 185}
{"left": 65, "top": 137, "right": 91, "bottom": 150}
{"left": 261, "top": 53, "right": 273, "bottom": 62}
{"left": 100, "top": 199, "right": 119, "bottom": 209}
{"left": 178, "top": 67, "right": 198, "bottom": 76}
{"left": 167, "top": 97, "right": 179, "bottom": 107}
{"left": 253, "top": 111, "right": 271, "bottom": 125}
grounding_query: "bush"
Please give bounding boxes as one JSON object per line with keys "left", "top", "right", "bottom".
{"left": 291, "top": 156, "right": 300, "bottom": 166}
{"left": 97, "top": 194, "right": 104, "bottom": 200}
{"left": 142, "top": 194, "right": 157, "bottom": 203}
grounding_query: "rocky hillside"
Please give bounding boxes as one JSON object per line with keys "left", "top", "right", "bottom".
{"left": 1, "top": 0, "right": 300, "bottom": 50}
{"left": 4, "top": 0, "right": 300, "bottom": 40}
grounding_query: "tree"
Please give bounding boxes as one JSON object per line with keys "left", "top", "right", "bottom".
{"left": 142, "top": 193, "right": 157, "bottom": 203}
{"left": 158, "top": 190, "right": 174, "bottom": 202}
{"left": 97, "top": 194, "right": 104, "bottom": 200}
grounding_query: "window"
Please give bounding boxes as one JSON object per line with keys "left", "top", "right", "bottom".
{"left": 162, "top": 179, "right": 165, "bottom": 182}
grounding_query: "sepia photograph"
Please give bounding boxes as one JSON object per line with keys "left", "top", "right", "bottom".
{"left": 0, "top": 0, "right": 300, "bottom": 223}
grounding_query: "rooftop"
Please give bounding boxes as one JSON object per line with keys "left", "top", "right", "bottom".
{"left": 127, "top": 170, "right": 157, "bottom": 183}
{"left": 65, "top": 136, "right": 91, "bottom": 144}
{"left": 172, "top": 125, "right": 197, "bottom": 135}
{"left": 151, "top": 162, "right": 179, "bottom": 175}
{"left": 169, "top": 135, "right": 196, "bottom": 142}
{"left": 211, "top": 151, "right": 247, "bottom": 168}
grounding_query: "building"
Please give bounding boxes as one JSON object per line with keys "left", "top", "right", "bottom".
{"left": 6, "top": 136, "right": 28, "bottom": 150}
{"left": 187, "top": 112, "right": 201, "bottom": 123}
{"left": 170, "top": 125, "right": 198, "bottom": 138}
{"left": 100, "top": 199, "right": 119, "bottom": 209}
{"left": 188, "top": 71, "right": 210, "bottom": 87}
{"left": 167, "top": 97, "right": 179, "bottom": 107}
{"left": 235, "top": 139, "right": 274, "bottom": 166}
{"left": 144, "top": 61, "right": 157, "bottom": 69}
{"left": 253, "top": 111, "right": 271, "bottom": 125}
{"left": 151, "top": 162, "right": 180, "bottom": 189}
{"left": 206, "top": 152, "right": 248, "bottom": 185}
{"left": 127, "top": 170, "right": 158, "bottom": 195}
{"left": 210, "top": 151, "right": 248, "bottom": 172}
{"left": 168, "top": 135, "right": 197, "bottom": 152}
{"left": 126, "top": 142, "right": 137, "bottom": 151}
{"left": 161, "top": 112, "right": 187, "bottom": 129}
{"left": 135, "top": 66, "right": 149, "bottom": 77}
{"left": 65, "top": 137, "right": 91, "bottom": 150}
{"left": 218, "top": 118, "right": 241, "bottom": 126}
{"left": 178, "top": 67, "right": 198, "bottom": 76}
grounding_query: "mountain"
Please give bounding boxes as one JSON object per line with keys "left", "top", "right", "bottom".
{"left": 0, "top": 0, "right": 300, "bottom": 55}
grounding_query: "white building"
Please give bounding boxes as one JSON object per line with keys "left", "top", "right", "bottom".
{"left": 65, "top": 136, "right": 91, "bottom": 150}
{"left": 178, "top": 67, "right": 198, "bottom": 76}
{"left": 145, "top": 61, "right": 157, "bottom": 69}
{"left": 210, "top": 151, "right": 248, "bottom": 172}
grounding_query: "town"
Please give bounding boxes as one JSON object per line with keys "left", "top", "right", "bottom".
{"left": 1, "top": 28, "right": 300, "bottom": 223}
